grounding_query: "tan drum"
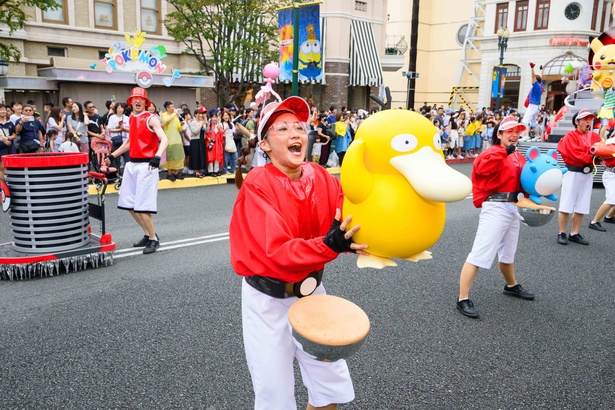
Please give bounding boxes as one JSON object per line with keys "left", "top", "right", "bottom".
{"left": 516, "top": 197, "right": 556, "bottom": 227}
{"left": 288, "top": 294, "right": 370, "bottom": 362}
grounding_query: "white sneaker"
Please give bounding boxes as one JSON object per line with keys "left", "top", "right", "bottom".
{"left": 458, "top": 155, "right": 464, "bottom": 159}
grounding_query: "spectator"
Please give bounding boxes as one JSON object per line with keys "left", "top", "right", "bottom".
{"left": 45, "top": 107, "right": 66, "bottom": 152}
{"left": 60, "top": 97, "right": 73, "bottom": 121}
{"left": 334, "top": 112, "right": 352, "bottom": 166}
{"left": 58, "top": 131, "right": 80, "bottom": 153}
{"left": 160, "top": 101, "right": 186, "bottom": 181}
{"left": 206, "top": 111, "right": 225, "bottom": 176}
{"left": 107, "top": 102, "right": 130, "bottom": 173}
{"left": 221, "top": 111, "right": 237, "bottom": 174}
{"left": 0, "top": 103, "right": 17, "bottom": 178}
{"left": 14, "top": 104, "right": 44, "bottom": 153}
{"left": 188, "top": 107, "right": 208, "bottom": 178}
{"left": 43, "top": 102, "right": 54, "bottom": 124}
{"left": 100, "top": 99, "right": 116, "bottom": 127}
{"left": 181, "top": 109, "right": 192, "bottom": 176}
{"left": 66, "top": 101, "right": 89, "bottom": 154}
{"left": 85, "top": 100, "right": 106, "bottom": 144}
{"left": 44, "top": 129, "right": 58, "bottom": 152}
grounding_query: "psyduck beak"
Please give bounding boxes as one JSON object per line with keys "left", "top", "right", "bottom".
{"left": 390, "top": 147, "right": 472, "bottom": 202}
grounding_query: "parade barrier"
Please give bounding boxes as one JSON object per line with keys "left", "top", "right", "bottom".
{"left": 0, "top": 153, "right": 115, "bottom": 280}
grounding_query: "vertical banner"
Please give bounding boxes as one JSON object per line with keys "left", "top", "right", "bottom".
{"left": 278, "top": 4, "right": 322, "bottom": 82}
{"left": 491, "top": 66, "right": 507, "bottom": 98}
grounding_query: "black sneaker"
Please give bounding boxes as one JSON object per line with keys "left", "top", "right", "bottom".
{"left": 167, "top": 173, "right": 176, "bottom": 181}
{"left": 503, "top": 284, "right": 535, "bottom": 300}
{"left": 177, "top": 173, "right": 185, "bottom": 180}
{"left": 143, "top": 238, "right": 160, "bottom": 254}
{"left": 133, "top": 235, "right": 149, "bottom": 247}
{"left": 557, "top": 232, "right": 568, "bottom": 245}
{"left": 133, "top": 234, "right": 158, "bottom": 248}
{"left": 589, "top": 221, "right": 606, "bottom": 232}
{"left": 603, "top": 216, "right": 615, "bottom": 224}
{"left": 456, "top": 298, "right": 480, "bottom": 318}
{"left": 568, "top": 233, "right": 589, "bottom": 245}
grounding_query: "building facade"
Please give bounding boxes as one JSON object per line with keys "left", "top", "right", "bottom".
{"left": 0, "top": 0, "right": 211, "bottom": 112}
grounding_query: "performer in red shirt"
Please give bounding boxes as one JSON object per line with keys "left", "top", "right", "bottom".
{"left": 588, "top": 143, "right": 615, "bottom": 231}
{"left": 229, "top": 96, "right": 368, "bottom": 410}
{"left": 556, "top": 109, "right": 602, "bottom": 245}
{"left": 105, "top": 87, "right": 168, "bottom": 254}
{"left": 456, "top": 116, "right": 535, "bottom": 319}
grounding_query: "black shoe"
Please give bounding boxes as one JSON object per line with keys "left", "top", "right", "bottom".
{"left": 456, "top": 298, "right": 480, "bottom": 318}
{"left": 557, "top": 232, "right": 568, "bottom": 245}
{"left": 133, "top": 235, "right": 149, "bottom": 247}
{"left": 503, "top": 284, "right": 535, "bottom": 300}
{"left": 177, "top": 173, "right": 185, "bottom": 180}
{"left": 167, "top": 173, "right": 176, "bottom": 181}
{"left": 143, "top": 238, "right": 160, "bottom": 254}
{"left": 589, "top": 221, "right": 606, "bottom": 232}
{"left": 603, "top": 216, "right": 615, "bottom": 224}
{"left": 568, "top": 233, "right": 589, "bottom": 245}
{"left": 133, "top": 234, "right": 158, "bottom": 248}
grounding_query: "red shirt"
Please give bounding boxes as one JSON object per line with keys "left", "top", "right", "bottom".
{"left": 557, "top": 129, "right": 601, "bottom": 167}
{"left": 472, "top": 145, "right": 526, "bottom": 208}
{"left": 129, "top": 112, "right": 158, "bottom": 160}
{"left": 604, "top": 156, "right": 615, "bottom": 168}
{"left": 230, "top": 162, "right": 341, "bottom": 282}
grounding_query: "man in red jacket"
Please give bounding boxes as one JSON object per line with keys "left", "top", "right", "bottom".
{"left": 556, "top": 109, "right": 601, "bottom": 245}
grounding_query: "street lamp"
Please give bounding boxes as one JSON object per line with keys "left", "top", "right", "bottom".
{"left": 494, "top": 28, "right": 509, "bottom": 112}
{"left": 497, "top": 27, "right": 510, "bottom": 67}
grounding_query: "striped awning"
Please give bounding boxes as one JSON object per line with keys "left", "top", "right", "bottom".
{"left": 349, "top": 20, "right": 384, "bottom": 87}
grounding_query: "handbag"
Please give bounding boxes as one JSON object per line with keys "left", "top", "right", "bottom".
{"left": 111, "top": 135, "right": 123, "bottom": 145}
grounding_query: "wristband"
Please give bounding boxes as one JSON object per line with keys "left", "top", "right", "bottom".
{"left": 106, "top": 153, "right": 115, "bottom": 162}
{"left": 149, "top": 156, "right": 161, "bottom": 168}
{"left": 323, "top": 219, "right": 355, "bottom": 253}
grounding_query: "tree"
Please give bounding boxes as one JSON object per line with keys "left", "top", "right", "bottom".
{"left": 164, "top": 0, "right": 289, "bottom": 106}
{"left": 0, "top": 0, "right": 59, "bottom": 62}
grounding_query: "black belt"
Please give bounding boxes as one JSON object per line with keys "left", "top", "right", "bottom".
{"left": 245, "top": 269, "right": 324, "bottom": 299}
{"left": 484, "top": 192, "right": 521, "bottom": 202}
{"left": 566, "top": 164, "right": 593, "bottom": 174}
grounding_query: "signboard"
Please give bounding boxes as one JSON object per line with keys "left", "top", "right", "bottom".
{"left": 278, "top": 4, "right": 322, "bottom": 82}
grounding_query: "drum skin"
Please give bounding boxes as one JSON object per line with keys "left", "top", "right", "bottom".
{"left": 516, "top": 197, "right": 556, "bottom": 227}
{"left": 288, "top": 294, "right": 370, "bottom": 362}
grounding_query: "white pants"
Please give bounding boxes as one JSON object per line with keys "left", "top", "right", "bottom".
{"left": 466, "top": 202, "right": 521, "bottom": 269}
{"left": 558, "top": 171, "right": 593, "bottom": 215}
{"left": 603, "top": 170, "right": 615, "bottom": 205}
{"left": 117, "top": 162, "right": 159, "bottom": 213}
{"left": 522, "top": 104, "right": 540, "bottom": 127}
{"left": 241, "top": 279, "right": 354, "bottom": 410}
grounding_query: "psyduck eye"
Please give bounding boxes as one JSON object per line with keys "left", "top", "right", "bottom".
{"left": 433, "top": 133, "right": 442, "bottom": 150}
{"left": 391, "top": 134, "right": 418, "bottom": 152}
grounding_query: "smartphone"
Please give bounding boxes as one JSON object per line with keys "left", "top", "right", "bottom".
{"left": 25, "top": 116, "right": 34, "bottom": 121}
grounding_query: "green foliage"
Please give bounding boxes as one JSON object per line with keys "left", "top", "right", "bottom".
{"left": 164, "top": 0, "right": 291, "bottom": 105}
{"left": 0, "top": 0, "right": 59, "bottom": 62}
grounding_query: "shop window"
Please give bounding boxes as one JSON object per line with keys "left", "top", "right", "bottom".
{"left": 141, "top": 0, "right": 161, "bottom": 34}
{"left": 42, "top": 0, "right": 67, "bottom": 24}
{"left": 98, "top": 50, "right": 108, "bottom": 59}
{"left": 47, "top": 47, "right": 66, "bottom": 57}
{"left": 495, "top": 3, "right": 508, "bottom": 34}
{"left": 355, "top": 1, "right": 367, "bottom": 12}
{"left": 95, "top": 0, "right": 116, "bottom": 30}
{"left": 514, "top": 0, "right": 528, "bottom": 32}
{"left": 535, "top": 0, "right": 550, "bottom": 30}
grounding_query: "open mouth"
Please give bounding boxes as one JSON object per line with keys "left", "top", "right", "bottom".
{"left": 289, "top": 143, "right": 303, "bottom": 155}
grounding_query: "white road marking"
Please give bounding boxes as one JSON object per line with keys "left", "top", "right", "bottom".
{"left": 113, "top": 233, "right": 229, "bottom": 259}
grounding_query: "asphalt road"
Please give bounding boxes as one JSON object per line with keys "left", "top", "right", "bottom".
{"left": 1, "top": 163, "right": 614, "bottom": 409}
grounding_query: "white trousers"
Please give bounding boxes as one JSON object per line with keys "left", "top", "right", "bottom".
{"left": 602, "top": 170, "right": 615, "bottom": 205}
{"left": 466, "top": 202, "right": 521, "bottom": 269}
{"left": 558, "top": 171, "right": 593, "bottom": 215}
{"left": 241, "top": 279, "right": 354, "bottom": 410}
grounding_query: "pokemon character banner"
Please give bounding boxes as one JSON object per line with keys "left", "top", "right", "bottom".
{"left": 278, "top": 3, "right": 322, "bottom": 83}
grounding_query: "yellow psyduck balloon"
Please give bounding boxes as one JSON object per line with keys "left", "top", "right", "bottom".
{"left": 341, "top": 110, "right": 472, "bottom": 269}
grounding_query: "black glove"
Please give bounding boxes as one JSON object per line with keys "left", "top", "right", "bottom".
{"left": 149, "top": 156, "right": 161, "bottom": 168}
{"left": 105, "top": 153, "right": 115, "bottom": 163}
{"left": 324, "top": 219, "right": 355, "bottom": 253}
{"left": 506, "top": 144, "right": 516, "bottom": 155}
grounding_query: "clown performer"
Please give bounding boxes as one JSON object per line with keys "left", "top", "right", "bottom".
{"left": 105, "top": 87, "right": 168, "bottom": 254}
{"left": 456, "top": 116, "right": 535, "bottom": 319}
{"left": 229, "top": 96, "right": 369, "bottom": 410}
{"left": 556, "top": 109, "right": 602, "bottom": 245}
